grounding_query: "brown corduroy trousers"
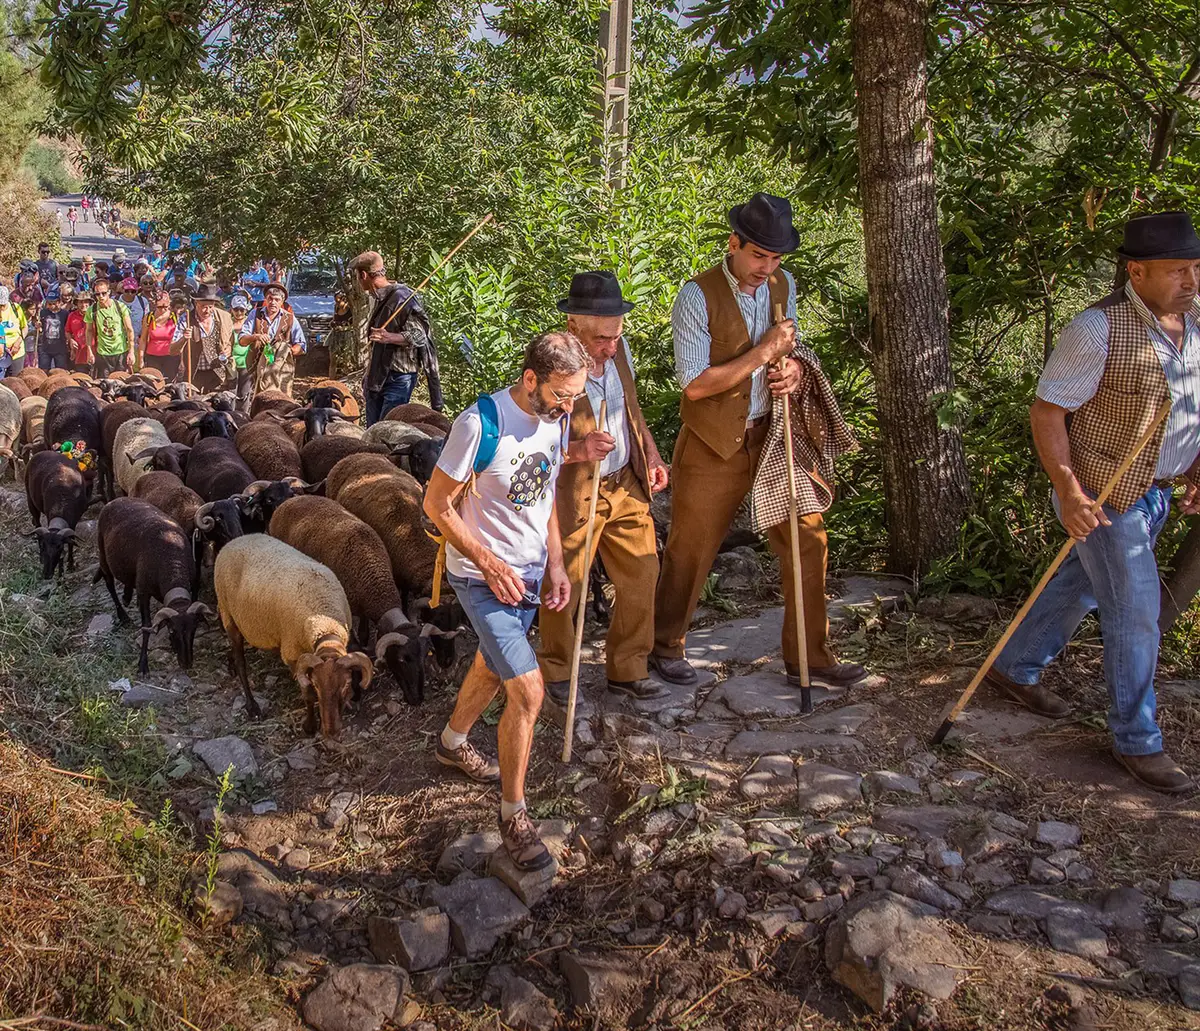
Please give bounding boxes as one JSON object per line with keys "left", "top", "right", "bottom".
{"left": 653, "top": 419, "right": 836, "bottom": 670}
{"left": 539, "top": 464, "right": 659, "bottom": 684}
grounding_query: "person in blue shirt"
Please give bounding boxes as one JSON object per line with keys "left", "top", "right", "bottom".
{"left": 240, "top": 260, "right": 270, "bottom": 302}
{"left": 137, "top": 218, "right": 150, "bottom": 243}
{"left": 241, "top": 282, "right": 305, "bottom": 396}
{"left": 167, "top": 231, "right": 182, "bottom": 253}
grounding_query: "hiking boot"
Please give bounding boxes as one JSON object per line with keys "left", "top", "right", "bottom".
{"left": 499, "top": 808, "right": 555, "bottom": 871}
{"left": 545, "top": 680, "right": 570, "bottom": 706}
{"left": 649, "top": 653, "right": 698, "bottom": 685}
{"left": 435, "top": 739, "right": 500, "bottom": 783}
{"left": 789, "top": 662, "right": 869, "bottom": 688}
{"left": 608, "top": 678, "right": 668, "bottom": 700}
{"left": 983, "top": 668, "right": 1071, "bottom": 718}
{"left": 1113, "top": 749, "right": 1194, "bottom": 794}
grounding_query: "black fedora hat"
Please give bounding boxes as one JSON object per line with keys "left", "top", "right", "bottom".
{"left": 728, "top": 192, "right": 799, "bottom": 254}
{"left": 1118, "top": 211, "right": 1200, "bottom": 261}
{"left": 557, "top": 271, "right": 635, "bottom": 316}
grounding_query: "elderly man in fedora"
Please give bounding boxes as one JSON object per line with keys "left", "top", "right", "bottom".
{"left": 537, "top": 272, "right": 670, "bottom": 703}
{"left": 652, "top": 192, "right": 865, "bottom": 695}
{"left": 241, "top": 280, "right": 306, "bottom": 395}
{"left": 984, "top": 211, "right": 1200, "bottom": 793}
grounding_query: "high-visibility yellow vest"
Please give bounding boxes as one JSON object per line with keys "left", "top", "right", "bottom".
{"left": 0, "top": 304, "right": 27, "bottom": 362}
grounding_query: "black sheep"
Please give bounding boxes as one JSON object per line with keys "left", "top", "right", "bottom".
{"left": 304, "top": 385, "right": 347, "bottom": 410}
{"left": 184, "top": 437, "right": 256, "bottom": 502}
{"left": 390, "top": 436, "right": 445, "bottom": 485}
{"left": 45, "top": 386, "right": 103, "bottom": 456}
{"left": 23, "top": 450, "right": 90, "bottom": 578}
{"left": 94, "top": 497, "right": 213, "bottom": 673}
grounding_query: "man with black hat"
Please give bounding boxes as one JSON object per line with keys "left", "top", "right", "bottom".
{"left": 241, "top": 281, "right": 305, "bottom": 395}
{"left": 537, "top": 272, "right": 670, "bottom": 703}
{"left": 984, "top": 211, "right": 1200, "bottom": 793}
{"left": 652, "top": 192, "right": 865, "bottom": 695}
{"left": 187, "top": 282, "right": 234, "bottom": 392}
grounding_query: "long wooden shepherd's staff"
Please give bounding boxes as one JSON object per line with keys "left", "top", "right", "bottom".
{"left": 562, "top": 399, "right": 607, "bottom": 763}
{"left": 930, "top": 397, "right": 1173, "bottom": 746}
{"left": 376, "top": 213, "right": 495, "bottom": 332}
{"left": 770, "top": 278, "right": 813, "bottom": 715}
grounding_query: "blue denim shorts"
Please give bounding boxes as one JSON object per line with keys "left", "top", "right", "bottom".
{"left": 448, "top": 572, "right": 541, "bottom": 681}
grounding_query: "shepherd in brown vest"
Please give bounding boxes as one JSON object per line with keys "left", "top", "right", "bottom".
{"left": 652, "top": 193, "right": 864, "bottom": 693}
{"left": 241, "top": 281, "right": 306, "bottom": 396}
{"left": 986, "top": 212, "right": 1200, "bottom": 793}
{"left": 538, "top": 272, "right": 670, "bottom": 703}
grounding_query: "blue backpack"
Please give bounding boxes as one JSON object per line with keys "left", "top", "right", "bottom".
{"left": 473, "top": 392, "right": 501, "bottom": 476}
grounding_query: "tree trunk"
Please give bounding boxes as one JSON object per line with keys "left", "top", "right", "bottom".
{"left": 852, "top": 0, "right": 971, "bottom": 577}
{"left": 1161, "top": 522, "right": 1200, "bottom": 632}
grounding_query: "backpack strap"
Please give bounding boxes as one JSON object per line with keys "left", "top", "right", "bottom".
{"left": 473, "top": 391, "right": 501, "bottom": 475}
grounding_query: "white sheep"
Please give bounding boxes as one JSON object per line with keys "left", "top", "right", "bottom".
{"left": 213, "top": 535, "right": 373, "bottom": 737}
{"left": 0, "top": 383, "right": 21, "bottom": 478}
{"left": 325, "top": 421, "right": 366, "bottom": 441}
{"left": 361, "top": 420, "right": 429, "bottom": 450}
{"left": 112, "top": 417, "right": 172, "bottom": 497}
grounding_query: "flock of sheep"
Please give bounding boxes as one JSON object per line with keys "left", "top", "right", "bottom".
{"left": 0, "top": 367, "right": 464, "bottom": 739}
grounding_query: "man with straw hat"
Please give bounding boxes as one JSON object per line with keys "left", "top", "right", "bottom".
{"left": 652, "top": 192, "right": 862, "bottom": 695}
{"left": 983, "top": 211, "right": 1200, "bottom": 793}
{"left": 537, "top": 271, "right": 669, "bottom": 704}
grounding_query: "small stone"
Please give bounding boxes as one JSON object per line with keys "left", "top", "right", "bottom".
{"left": 983, "top": 887, "right": 1097, "bottom": 923}
{"left": 758, "top": 848, "right": 811, "bottom": 885}
{"left": 1169, "top": 879, "right": 1200, "bottom": 905}
{"left": 830, "top": 855, "right": 880, "bottom": 879}
{"left": 942, "top": 880, "right": 974, "bottom": 903}
{"left": 945, "top": 770, "right": 985, "bottom": 787}
{"left": 559, "top": 951, "right": 641, "bottom": 1023}
{"left": 86, "top": 612, "right": 114, "bottom": 638}
{"left": 302, "top": 964, "right": 409, "bottom": 1031}
{"left": 718, "top": 891, "right": 748, "bottom": 920}
{"left": 644, "top": 811, "right": 676, "bottom": 837}
{"left": 424, "top": 877, "right": 530, "bottom": 957}
{"left": 1035, "top": 821, "right": 1081, "bottom": 849}
{"left": 191, "top": 879, "right": 242, "bottom": 927}
{"left": 796, "top": 764, "right": 863, "bottom": 812}
{"left": 958, "top": 826, "right": 1020, "bottom": 864}
{"left": 1065, "top": 863, "right": 1093, "bottom": 884}
{"left": 574, "top": 777, "right": 599, "bottom": 795}
{"left": 193, "top": 736, "right": 258, "bottom": 780}
{"left": 583, "top": 748, "right": 607, "bottom": 766}
{"left": 437, "top": 831, "right": 502, "bottom": 877}
{"left": 1044, "top": 912, "right": 1108, "bottom": 960}
{"left": 869, "top": 842, "right": 904, "bottom": 864}
{"left": 368, "top": 910, "right": 450, "bottom": 971}
{"left": 871, "top": 875, "right": 892, "bottom": 892}
{"left": 966, "top": 860, "right": 1015, "bottom": 889}
{"left": 1179, "top": 966, "right": 1200, "bottom": 1011}
{"left": 984, "top": 812, "right": 1029, "bottom": 837}
{"left": 888, "top": 869, "right": 961, "bottom": 912}
{"left": 640, "top": 898, "right": 666, "bottom": 923}
{"left": 251, "top": 800, "right": 278, "bottom": 816}
{"left": 739, "top": 754, "right": 796, "bottom": 800}
{"left": 500, "top": 975, "right": 560, "bottom": 1031}
{"left": 844, "top": 826, "right": 878, "bottom": 848}
{"left": 863, "top": 770, "right": 922, "bottom": 798}
{"left": 488, "top": 848, "right": 559, "bottom": 908}
{"left": 1029, "top": 858, "right": 1066, "bottom": 884}
{"left": 286, "top": 743, "right": 319, "bottom": 771}
{"left": 1094, "top": 886, "right": 1149, "bottom": 932}
{"left": 803, "top": 894, "right": 845, "bottom": 921}
{"left": 796, "top": 878, "right": 824, "bottom": 901}
{"left": 967, "top": 914, "right": 1012, "bottom": 936}
{"left": 746, "top": 906, "right": 801, "bottom": 938}
{"left": 1161, "top": 915, "right": 1197, "bottom": 942}
{"left": 1045, "top": 849, "right": 1082, "bottom": 870}
{"left": 285, "top": 848, "right": 312, "bottom": 872}
{"left": 1178, "top": 908, "right": 1200, "bottom": 930}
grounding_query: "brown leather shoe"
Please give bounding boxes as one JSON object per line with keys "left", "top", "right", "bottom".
{"left": 983, "top": 668, "right": 1071, "bottom": 718}
{"left": 790, "top": 662, "right": 869, "bottom": 688}
{"left": 649, "top": 653, "right": 698, "bottom": 685}
{"left": 1113, "top": 749, "right": 1194, "bottom": 794}
{"left": 608, "top": 678, "right": 668, "bottom": 700}
{"left": 499, "top": 808, "right": 555, "bottom": 871}
{"left": 435, "top": 739, "right": 500, "bottom": 783}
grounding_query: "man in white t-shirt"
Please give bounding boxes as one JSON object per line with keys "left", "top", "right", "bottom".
{"left": 424, "top": 330, "right": 590, "bottom": 871}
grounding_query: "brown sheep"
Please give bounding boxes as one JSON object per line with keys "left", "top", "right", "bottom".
{"left": 300, "top": 435, "right": 388, "bottom": 484}
{"left": 235, "top": 419, "right": 304, "bottom": 481}
{"left": 250, "top": 389, "right": 296, "bottom": 418}
{"left": 4, "top": 377, "right": 31, "bottom": 400}
{"left": 15, "top": 367, "right": 47, "bottom": 386}
{"left": 37, "top": 373, "right": 76, "bottom": 400}
{"left": 383, "top": 402, "right": 451, "bottom": 435}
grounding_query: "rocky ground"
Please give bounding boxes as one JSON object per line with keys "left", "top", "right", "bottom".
{"left": 4, "top": 484, "right": 1200, "bottom": 1031}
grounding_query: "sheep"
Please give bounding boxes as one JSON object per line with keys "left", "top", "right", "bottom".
{"left": 361, "top": 420, "right": 429, "bottom": 451}
{"left": 390, "top": 436, "right": 445, "bottom": 485}
{"left": 250, "top": 389, "right": 296, "bottom": 418}
{"left": 131, "top": 471, "right": 245, "bottom": 578}
{"left": 269, "top": 495, "right": 458, "bottom": 704}
{"left": 0, "top": 383, "right": 20, "bottom": 476}
{"left": 23, "top": 450, "right": 89, "bottom": 578}
{"left": 185, "top": 436, "right": 256, "bottom": 502}
{"left": 38, "top": 372, "right": 77, "bottom": 400}
{"left": 115, "top": 381, "right": 167, "bottom": 406}
{"left": 174, "top": 410, "right": 237, "bottom": 447}
{"left": 129, "top": 368, "right": 165, "bottom": 388}
{"left": 3, "top": 376, "right": 31, "bottom": 400}
{"left": 132, "top": 470, "right": 204, "bottom": 529}
{"left": 327, "top": 454, "right": 439, "bottom": 606}
{"left": 383, "top": 402, "right": 451, "bottom": 435}
{"left": 214, "top": 535, "right": 373, "bottom": 737}
{"left": 235, "top": 419, "right": 304, "bottom": 481}
{"left": 44, "top": 387, "right": 103, "bottom": 474}
{"left": 300, "top": 435, "right": 389, "bottom": 484}
{"left": 409, "top": 595, "right": 468, "bottom": 671}
{"left": 100, "top": 400, "right": 151, "bottom": 498}
{"left": 14, "top": 367, "right": 47, "bottom": 387}
{"left": 269, "top": 408, "right": 362, "bottom": 447}
{"left": 94, "top": 497, "right": 213, "bottom": 673}
{"left": 127, "top": 442, "right": 191, "bottom": 481}
{"left": 19, "top": 395, "right": 48, "bottom": 458}
{"left": 112, "top": 417, "right": 172, "bottom": 497}
{"left": 306, "top": 379, "right": 361, "bottom": 419}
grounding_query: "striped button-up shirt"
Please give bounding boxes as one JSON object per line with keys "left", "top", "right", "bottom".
{"left": 1039, "top": 281, "right": 1200, "bottom": 479}
{"left": 673, "top": 261, "right": 798, "bottom": 423}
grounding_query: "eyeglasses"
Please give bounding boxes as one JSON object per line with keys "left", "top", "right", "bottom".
{"left": 547, "top": 386, "right": 587, "bottom": 404}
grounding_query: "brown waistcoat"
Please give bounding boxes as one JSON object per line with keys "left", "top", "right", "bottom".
{"left": 1068, "top": 288, "right": 1174, "bottom": 513}
{"left": 555, "top": 345, "right": 650, "bottom": 529}
{"left": 679, "top": 263, "right": 790, "bottom": 460}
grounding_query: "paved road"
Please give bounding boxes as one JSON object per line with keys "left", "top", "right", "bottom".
{"left": 43, "top": 193, "right": 140, "bottom": 263}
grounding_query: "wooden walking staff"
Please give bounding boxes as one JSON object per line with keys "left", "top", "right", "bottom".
{"left": 770, "top": 279, "right": 813, "bottom": 714}
{"left": 930, "top": 397, "right": 1174, "bottom": 746}
{"left": 377, "top": 213, "right": 495, "bottom": 332}
{"left": 562, "top": 399, "right": 608, "bottom": 763}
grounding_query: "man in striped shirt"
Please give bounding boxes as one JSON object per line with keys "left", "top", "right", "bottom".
{"left": 986, "top": 211, "right": 1200, "bottom": 793}
{"left": 651, "top": 193, "right": 866, "bottom": 693}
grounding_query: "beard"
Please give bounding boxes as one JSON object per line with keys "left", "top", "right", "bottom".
{"left": 528, "top": 387, "right": 565, "bottom": 423}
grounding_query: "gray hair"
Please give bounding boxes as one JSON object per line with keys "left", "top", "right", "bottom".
{"left": 522, "top": 331, "right": 589, "bottom": 381}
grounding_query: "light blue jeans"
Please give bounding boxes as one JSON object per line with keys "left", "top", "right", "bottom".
{"left": 993, "top": 485, "right": 1172, "bottom": 756}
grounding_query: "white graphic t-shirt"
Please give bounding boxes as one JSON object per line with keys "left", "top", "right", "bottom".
{"left": 437, "top": 387, "right": 567, "bottom": 581}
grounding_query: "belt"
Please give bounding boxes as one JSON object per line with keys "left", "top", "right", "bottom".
{"left": 746, "top": 415, "right": 769, "bottom": 429}
{"left": 598, "top": 464, "right": 630, "bottom": 493}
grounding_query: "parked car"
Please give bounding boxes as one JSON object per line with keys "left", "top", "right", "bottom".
{"left": 286, "top": 253, "right": 337, "bottom": 348}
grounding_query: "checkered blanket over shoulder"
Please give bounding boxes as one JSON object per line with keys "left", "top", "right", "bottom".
{"left": 750, "top": 344, "right": 857, "bottom": 531}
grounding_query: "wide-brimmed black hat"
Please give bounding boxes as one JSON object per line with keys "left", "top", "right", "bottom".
{"left": 557, "top": 271, "right": 634, "bottom": 316}
{"left": 728, "top": 192, "right": 799, "bottom": 254}
{"left": 192, "top": 282, "right": 221, "bottom": 302}
{"left": 1118, "top": 211, "right": 1200, "bottom": 261}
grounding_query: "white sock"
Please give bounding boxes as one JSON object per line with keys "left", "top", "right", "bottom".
{"left": 441, "top": 725, "right": 467, "bottom": 750}
{"left": 500, "top": 799, "right": 527, "bottom": 822}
